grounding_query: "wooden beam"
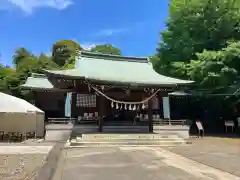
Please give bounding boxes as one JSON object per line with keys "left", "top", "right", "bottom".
{"left": 98, "top": 95, "right": 105, "bottom": 132}
{"left": 148, "top": 98, "right": 153, "bottom": 132}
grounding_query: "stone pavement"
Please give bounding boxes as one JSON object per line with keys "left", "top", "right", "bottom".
{"left": 52, "top": 146, "right": 240, "bottom": 180}
{"left": 163, "top": 137, "right": 240, "bottom": 177}
{"left": 35, "top": 142, "right": 65, "bottom": 180}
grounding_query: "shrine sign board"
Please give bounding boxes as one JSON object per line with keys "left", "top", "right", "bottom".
{"left": 196, "top": 121, "right": 204, "bottom": 131}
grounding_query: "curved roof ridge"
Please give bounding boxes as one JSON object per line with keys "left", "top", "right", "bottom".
{"left": 31, "top": 73, "right": 47, "bottom": 78}
{"left": 78, "top": 51, "right": 148, "bottom": 63}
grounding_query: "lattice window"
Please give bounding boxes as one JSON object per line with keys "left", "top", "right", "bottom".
{"left": 152, "top": 97, "right": 159, "bottom": 110}
{"left": 76, "top": 94, "right": 96, "bottom": 107}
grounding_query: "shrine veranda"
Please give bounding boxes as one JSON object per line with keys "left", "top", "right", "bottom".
{"left": 21, "top": 51, "right": 193, "bottom": 136}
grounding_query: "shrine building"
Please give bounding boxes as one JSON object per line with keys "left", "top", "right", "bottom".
{"left": 21, "top": 51, "right": 193, "bottom": 134}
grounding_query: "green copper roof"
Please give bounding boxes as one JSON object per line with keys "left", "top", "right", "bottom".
{"left": 45, "top": 51, "right": 194, "bottom": 87}
{"left": 20, "top": 73, "right": 54, "bottom": 89}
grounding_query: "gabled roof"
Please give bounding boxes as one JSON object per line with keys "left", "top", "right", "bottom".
{"left": 20, "top": 73, "right": 54, "bottom": 89}
{"left": 45, "top": 51, "right": 194, "bottom": 87}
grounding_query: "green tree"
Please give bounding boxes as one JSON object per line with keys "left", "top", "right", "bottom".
{"left": 1, "top": 48, "right": 60, "bottom": 97}
{"left": 187, "top": 41, "right": 240, "bottom": 88}
{"left": 155, "top": 0, "right": 240, "bottom": 78}
{"left": 16, "top": 56, "right": 38, "bottom": 82}
{"left": 52, "top": 40, "right": 82, "bottom": 66}
{"left": 12, "top": 47, "right": 33, "bottom": 67}
{"left": 37, "top": 53, "right": 59, "bottom": 73}
{"left": 0, "top": 64, "right": 20, "bottom": 95}
{"left": 90, "top": 44, "right": 121, "bottom": 55}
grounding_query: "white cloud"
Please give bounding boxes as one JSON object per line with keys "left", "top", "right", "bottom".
{"left": 81, "top": 43, "right": 96, "bottom": 51}
{"left": 2, "top": 0, "right": 73, "bottom": 14}
{"left": 95, "top": 28, "right": 129, "bottom": 37}
{"left": 81, "top": 42, "right": 103, "bottom": 51}
{"left": 94, "top": 22, "right": 145, "bottom": 37}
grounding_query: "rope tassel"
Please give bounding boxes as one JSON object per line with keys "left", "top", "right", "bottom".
{"left": 132, "top": 104, "right": 136, "bottom": 110}
{"left": 129, "top": 104, "right": 132, "bottom": 110}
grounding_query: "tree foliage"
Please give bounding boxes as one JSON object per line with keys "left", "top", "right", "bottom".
{"left": 12, "top": 47, "right": 33, "bottom": 67}
{"left": 90, "top": 44, "right": 121, "bottom": 55}
{"left": 1, "top": 49, "right": 59, "bottom": 96}
{"left": 52, "top": 40, "right": 82, "bottom": 66}
{"left": 154, "top": 0, "right": 240, "bottom": 91}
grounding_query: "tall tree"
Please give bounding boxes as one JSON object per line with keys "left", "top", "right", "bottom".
{"left": 155, "top": 0, "right": 240, "bottom": 78}
{"left": 12, "top": 47, "right": 33, "bottom": 67}
{"left": 0, "top": 64, "right": 20, "bottom": 95}
{"left": 37, "top": 53, "right": 59, "bottom": 72}
{"left": 90, "top": 44, "right": 121, "bottom": 55}
{"left": 52, "top": 40, "right": 82, "bottom": 66}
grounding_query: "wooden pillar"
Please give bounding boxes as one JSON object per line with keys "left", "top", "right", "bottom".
{"left": 148, "top": 98, "right": 153, "bottom": 132}
{"left": 98, "top": 95, "right": 105, "bottom": 132}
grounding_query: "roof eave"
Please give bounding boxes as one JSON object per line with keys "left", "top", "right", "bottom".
{"left": 85, "top": 78, "right": 193, "bottom": 88}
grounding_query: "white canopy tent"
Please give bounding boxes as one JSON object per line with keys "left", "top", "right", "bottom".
{"left": 0, "top": 92, "right": 45, "bottom": 137}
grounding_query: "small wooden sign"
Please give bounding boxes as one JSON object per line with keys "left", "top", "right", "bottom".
{"left": 196, "top": 121, "right": 204, "bottom": 130}
{"left": 225, "top": 121, "right": 234, "bottom": 127}
{"left": 196, "top": 121, "right": 204, "bottom": 138}
{"left": 238, "top": 117, "right": 240, "bottom": 127}
{"left": 225, "top": 121, "right": 234, "bottom": 133}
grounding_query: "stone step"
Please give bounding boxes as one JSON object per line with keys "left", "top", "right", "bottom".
{"left": 76, "top": 137, "right": 183, "bottom": 142}
{"left": 67, "top": 144, "right": 188, "bottom": 148}
{"left": 80, "top": 134, "right": 179, "bottom": 140}
{"left": 69, "top": 140, "right": 186, "bottom": 147}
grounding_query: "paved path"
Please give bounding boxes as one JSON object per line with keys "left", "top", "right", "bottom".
{"left": 164, "top": 138, "right": 240, "bottom": 176}
{"left": 53, "top": 147, "right": 240, "bottom": 180}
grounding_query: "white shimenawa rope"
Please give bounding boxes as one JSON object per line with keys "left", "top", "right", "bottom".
{"left": 89, "top": 84, "right": 160, "bottom": 104}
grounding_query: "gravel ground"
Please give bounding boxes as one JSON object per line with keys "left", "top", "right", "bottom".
{"left": 0, "top": 142, "right": 54, "bottom": 180}
{"left": 163, "top": 137, "right": 240, "bottom": 176}
{"left": 0, "top": 154, "right": 46, "bottom": 180}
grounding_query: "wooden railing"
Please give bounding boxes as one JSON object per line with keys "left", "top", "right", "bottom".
{"left": 153, "top": 119, "right": 188, "bottom": 126}
{"left": 48, "top": 118, "right": 76, "bottom": 124}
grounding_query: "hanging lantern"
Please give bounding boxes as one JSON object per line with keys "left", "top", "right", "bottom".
{"left": 124, "top": 104, "right": 127, "bottom": 110}
{"left": 142, "top": 103, "right": 145, "bottom": 109}
{"left": 116, "top": 103, "right": 119, "bottom": 109}
{"left": 111, "top": 102, "right": 114, "bottom": 108}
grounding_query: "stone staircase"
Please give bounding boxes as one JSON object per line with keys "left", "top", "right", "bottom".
{"left": 68, "top": 133, "right": 188, "bottom": 147}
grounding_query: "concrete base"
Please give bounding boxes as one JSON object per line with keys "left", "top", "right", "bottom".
{"left": 103, "top": 126, "right": 149, "bottom": 133}
{"left": 72, "top": 125, "right": 99, "bottom": 136}
{"left": 153, "top": 125, "right": 190, "bottom": 139}
{"left": 45, "top": 124, "right": 190, "bottom": 141}
{"left": 45, "top": 124, "right": 74, "bottom": 141}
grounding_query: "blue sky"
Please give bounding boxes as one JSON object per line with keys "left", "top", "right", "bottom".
{"left": 0, "top": 0, "right": 169, "bottom": 66}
